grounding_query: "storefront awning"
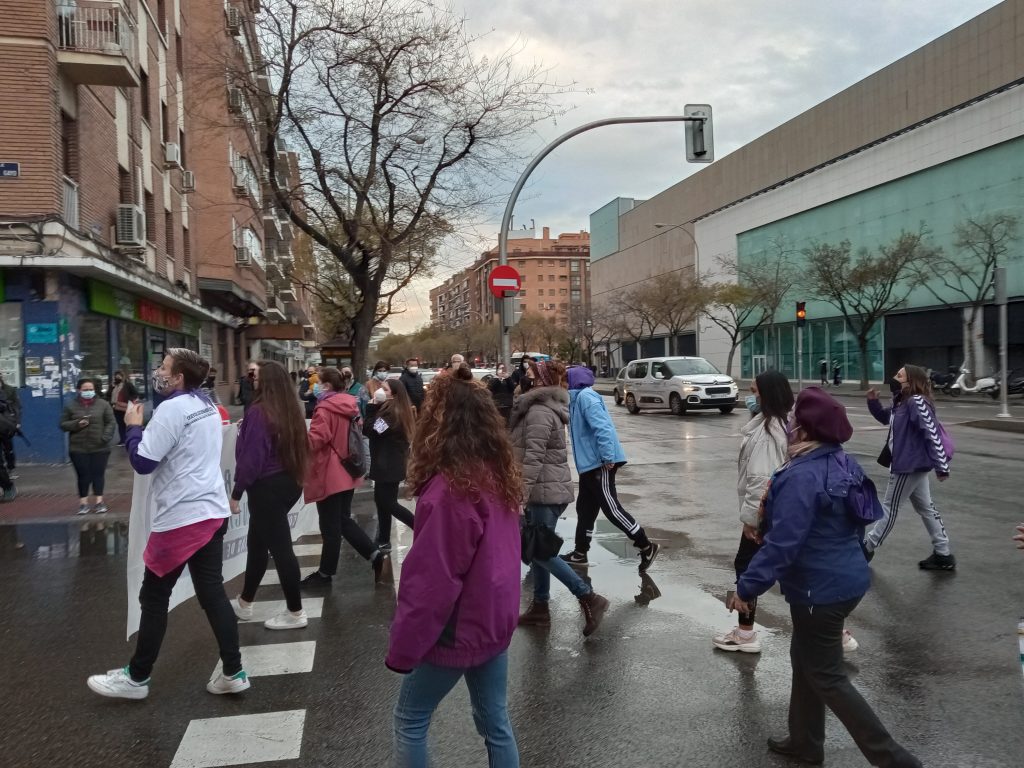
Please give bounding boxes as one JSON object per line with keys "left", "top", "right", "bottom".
{"left": 197, "top": 278, "right": 266, "bottom": 318}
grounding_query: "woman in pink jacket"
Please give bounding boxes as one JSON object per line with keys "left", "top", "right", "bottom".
{"left": 301, "top": 367, "right": 387, "bottom": 587}
{"left": 386, "top": 364, "right": 522, "bottom": 768}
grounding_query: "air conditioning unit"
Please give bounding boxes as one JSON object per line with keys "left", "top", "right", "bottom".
{"left": 235, "top": 246, "right": 251, "bottom": 265}
{"left": 227, "top": 87, "right": 243, "bottom": 114}
{"left": 164, "top": 142, "right": 181, "bottom": 169}
{"left": 181, "top": 170, "right": 196, "bottom": 193}
{"left": 116, "top": 204, "right": 146, "bottom": 247}
{"left": 226, "top": 7, "right": 241, "bottom": 35}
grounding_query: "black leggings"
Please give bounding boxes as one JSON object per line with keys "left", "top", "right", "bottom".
{"left": 69, "top": 451, "right": 110, "bottom": 497}
{"left": 373, "top": 481, "right": 415, "bottom": 546}
{"left": 315, "top": 489, "right": 376, "bottom": 575}
{"left": 241, "top": 473, "right": 303, "bottom": 612}
{"left": 733, "top": 533, "right": 763, "bottom": 626}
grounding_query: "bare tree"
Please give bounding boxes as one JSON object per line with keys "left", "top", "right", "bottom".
{"left": 803, "top": 229, "right": 941, "bottom": 388}
{"left": 645, "top": 270, "right": 710, "bottom": 356}
{"left": 702, "top": 282, "right": 770, "bottom": 376}
{"left": 614, "top": 286, "right": 658, "bottom": 356}
{"left": 257, "top": 0, "right": 560, "bottom": 374}
{"left": 510, "top": 313, "right": 549, "bottom": 353}
{"left": 915, "top": 213, "right": 1020, "bottom": 376}
{"left": 538, "top": 316, "right": 568, "bottom": 356}
{"left": 736, "top": 237, "right": 798, "bottom": 368}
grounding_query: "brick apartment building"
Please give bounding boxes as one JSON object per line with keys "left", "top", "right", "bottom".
{"left": 430, "top": 227, "right": 591, "bottom": 330}
{"left": 0, "top": 0, "right": 316, "bottom": 463}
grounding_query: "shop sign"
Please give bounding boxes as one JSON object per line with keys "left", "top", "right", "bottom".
{"left": 137, "top": 299, "right": 165, "bottom": 327}
{"left": 88, "top": 281, "right": 201, "bottom": 338}
{"left": 26, "top": 323, "right": 58, "bottom": 344}
{"left": 181, "top": 315, "right": 200, "bottom": 337}
{"left": 89, "top": 281, "right": 136, "bottom": 320}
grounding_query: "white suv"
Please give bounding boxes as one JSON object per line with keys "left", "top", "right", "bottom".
{"left": 621, "top": 356, "right": 738, "bottom": 415}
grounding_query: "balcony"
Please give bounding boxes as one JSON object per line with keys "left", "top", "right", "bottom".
{"left": 56, "top": 1, "right": 139, "bottom": 88}
{"left": 265, "top": 294, "right": 287, "bottom": 322}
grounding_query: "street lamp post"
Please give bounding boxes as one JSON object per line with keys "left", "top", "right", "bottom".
{"left": 497, "top": 112, "right": 713, "bottom": 367}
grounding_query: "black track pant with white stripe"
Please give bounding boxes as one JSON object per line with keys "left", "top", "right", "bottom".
{"left": 573, "top": 465, "right": 651, "bottom": 554}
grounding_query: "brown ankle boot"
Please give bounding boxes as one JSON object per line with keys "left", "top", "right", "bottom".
{"left": 517, "top": 601, "right": 551, "bottom": 626}
{"left": 579, "top": 592, "right": 609, "bottom": 636}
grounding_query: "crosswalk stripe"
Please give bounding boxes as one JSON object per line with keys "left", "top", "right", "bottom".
{"left": 292, "top": 544, "right": 322, "bottom": 557}
{"left": 212, "top": 641, "right": 317, "bottom": 679}
{"left": 170, "top": 710, "right": 306, "bottom": 768}
{"left": 237, "top": 598, "right": 324, "bottom": 623}
{"left": 259, "top": 566, "right": 318, "bottom": 586}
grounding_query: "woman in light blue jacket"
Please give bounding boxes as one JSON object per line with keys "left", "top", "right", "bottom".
{"left": 562, "top": 366, "right": 659, "bottom": 573}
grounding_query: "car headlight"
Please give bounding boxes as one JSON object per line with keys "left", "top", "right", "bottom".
{"left": 682, "top": 385, "right": 699, "bottom": 393}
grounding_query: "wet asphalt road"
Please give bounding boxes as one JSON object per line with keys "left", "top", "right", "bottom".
{"left": 1, "top": 395, "right": 1023, "bottom": 767}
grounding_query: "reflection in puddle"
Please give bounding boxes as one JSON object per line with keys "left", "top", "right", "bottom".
{"left": 0, "top": 520, "right": 129, "bottom": 559}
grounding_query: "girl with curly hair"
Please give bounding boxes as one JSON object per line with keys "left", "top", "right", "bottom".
{"left": 386, "top": 363, "right": 522, "bottom": 767}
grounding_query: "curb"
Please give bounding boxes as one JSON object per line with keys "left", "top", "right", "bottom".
{"left": 959, "top": 419, "right": 1024, "bottom": 434}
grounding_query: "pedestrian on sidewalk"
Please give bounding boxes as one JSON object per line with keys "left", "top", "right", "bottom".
{"left": 819, "top": 359, "right": 829, "bottom": 386}
{"left": 730, "top": 386, "right": 922, "bottom": 768}
{"left": 87, "top": 348, "right": 248, "bottom": 701}
{"left": 301, "top": 366, "right": 388, "bottom": 587}
{"left": 0, "top": 371, "right": 21, "bottom": 472}
{"left": 863, "top": 364, "right": 956, "bottom": 570}
{"left": 61, "top": 378, "right": 115, "bottom": 515}
{"left": 399, "top": 358, "right": 425, "bottom": 413}
{"left": 363, "top": 378, "right": 415, "bottom": 555}
{"left": 387, "top": 363, "right": 522, "bottom": 767}
{"left": 106, "top": 370, "right": 138, "bottom": 446}
{"left": 713, "top": 370, "right": 793, "bottom": 654}
{"left": 237, "top": 363, "right": 257, "bottom": 414}
{"left": 560, "top": 365, "right": 660, "bottom": 573}
{"left": 230, "top": 361, "right": 310, "bottom": 631}
{"left": 488, "top": 363, "right": 515, "bottom": 424}
{"left": 513, "top": 360, "right": 609, "bottom": 636}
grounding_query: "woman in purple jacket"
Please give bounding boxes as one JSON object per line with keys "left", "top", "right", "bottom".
{"left": 229, "top": 361, "right": 310, "bottom": 630}
{"left": 386, "top": 364, "right": 522, "bottom": 768}
{"left": 863, "top": 364, "right": 955, "bottom": 570}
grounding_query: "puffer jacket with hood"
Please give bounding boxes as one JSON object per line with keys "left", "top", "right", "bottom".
{"left": 304, "top": 391, "right": 362, "bottom": 502}
{"left": 509, "top": 385, "right": 574, "bottom": 506}
{"left": 737, "top": 413, "right": 789, "bottom": 526}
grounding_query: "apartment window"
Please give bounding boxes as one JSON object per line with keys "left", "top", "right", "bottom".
{"left": 559, "top": 274, "right": 567, "bottom": 281}
{"left": 119, "top": 169, "right": 133, "bottom": 204}
{"left": 560, "top": 303, "right": 568, "bottom": 310}
{"left": 179, "top": 129, "right": 187, "bottom": 168}
{"left": 537, "top": 303, "right": 544, "bottom": 310}
{"left": 559, "top": 260, "right": 566, "bottom": 267}
{"left": 571, "top": 290, "right": 581, "bottom": 302}
{"left": 570, "top": 261, "right": 579, "bottom": 272}
{"left": 548, "top": 289, "right": 556, "bottom": 296}
{"left": 571, "top": 276, "right": 581, "bottom": 287}
{"left": 183, "top": 226, "right": 192, "bottom": 269}
{"left": 140, "top": 71, "right": 151, "bottom": 122}
{"left": 520, "top": 290, "right": 527, "bottom": 297}
{"left": 165, "top": 214, "right": 175, "bottom": 260}
{"left": 161, "top": 102, "right": 170, "bottom": 144}
{"left": 519, "top": 274, "right": 526, "bottom": 282}
{"left": 61, "top": 113, "right": 78, "bottom": 180}
{"left": 537, "top": 274, "right": 544, "bottom": 282}
{"left": 176, "top": 33, "right": 183, "bottom": 73}
{"left": 548, "top": 260, "right": 556, "bottom": 266}
{"left": 548, "top": 274, "right": 555, "bottom": 281}
{"left": 516, "top": 260, "right": 526, "bottom": 268}
{"left": 144, "top": 192, "right": 156, "bottom": 244}
{"left": 519, "top": 303, "right": 527, "bottom": 312}
{"left": 548, "top": 303, "right": 556, "bottom": 310}
{"left": 157, "top": 0, "right": 167, "bottom": 33}
{"left": 559, "top": 288, "right": 567, "bottom": 296}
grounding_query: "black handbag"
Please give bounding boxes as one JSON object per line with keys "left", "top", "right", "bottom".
{"left": 520, "top": 520, "right": 564, "bottom": 565}
{"left": 877, "top": 424, "right": 893, "bottom": 468}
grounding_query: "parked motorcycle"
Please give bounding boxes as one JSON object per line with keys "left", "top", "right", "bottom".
{"left": 988, "top": 370, "right": 1024, "bottom": 398}
{"left": 949, "top": 367, "right": 999, "bottom": 398}
{"left": 929, "top": 366, "right": 959, "bottom": 396}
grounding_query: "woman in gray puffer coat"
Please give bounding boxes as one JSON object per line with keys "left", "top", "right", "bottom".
{"left": 511, "top": 360, "right": 609, "bottom": 637}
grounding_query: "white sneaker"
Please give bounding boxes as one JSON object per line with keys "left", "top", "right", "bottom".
{"left": 87, "top": 667, "right": 149, "bottom": 700}
{"left": 231, "top": 598, "right": 253, "bottom": 621}
{"left": 264, "top": 610, "right": 308, "bottom": 630}
{"left": 713, "top": 627, "right": 762, "bottom": 653}
{"left": 206, "top": 669, "right": 250, "bottom": 695}
{"left": 842, "top": 629, "right": 859, "bottom": 652}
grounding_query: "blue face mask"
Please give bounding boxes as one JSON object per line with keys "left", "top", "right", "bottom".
{"left": 80, "top": 390, "right": 96, "bottom": 401}
{"left": 745, "top": 394, "right": 760, "bottom": 414}
{"left": 312, "top": 383, "right": 321, "bottom": 396}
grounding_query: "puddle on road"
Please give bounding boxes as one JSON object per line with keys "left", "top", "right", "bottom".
{"left": 523, "top": 516, "right": 780, "bottom": 638}
{"left": 0, "top": 519, "right": 128, "bottom": 560}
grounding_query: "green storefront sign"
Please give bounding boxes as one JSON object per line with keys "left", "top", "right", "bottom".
{"left": 88, "top": 281, "right": 201, "bottom": 337}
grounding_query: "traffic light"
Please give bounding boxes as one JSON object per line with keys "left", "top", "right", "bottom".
{"left": 796, "top": 301, "right": 807, "bottom": 328}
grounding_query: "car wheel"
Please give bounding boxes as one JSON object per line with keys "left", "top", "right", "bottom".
{"left": 625, "top": 393, "right": 639, "bottom": 414}
{"left": 669, "top": 393, "right": 686, "bottom": 416}
{"left": 614, "top": 389, "right": 623, "bottom": 406}
{"left": 719, "top": 406, "right": 735, "bottom": 414}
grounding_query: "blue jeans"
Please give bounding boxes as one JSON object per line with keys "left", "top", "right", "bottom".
{"left": 526, "top": 504, "right": 592, "bottom": 602}
{"left": 393, "top": 651, "right": 519, "bottom": 768}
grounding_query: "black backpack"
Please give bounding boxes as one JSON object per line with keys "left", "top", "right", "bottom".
{"left": 340, "top": 415, "right": 368, "bottom": 479}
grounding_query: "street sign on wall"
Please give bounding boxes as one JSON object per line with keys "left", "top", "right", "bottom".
{"left": 0, "top": 162, "right": 20, "bottom": 178}
{"left": 488, "top": 265, "right": 521, "bottom": 298}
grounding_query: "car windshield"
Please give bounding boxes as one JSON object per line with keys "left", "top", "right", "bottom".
{"left": 664, "top": 359, "right": 721, "bottom": 377}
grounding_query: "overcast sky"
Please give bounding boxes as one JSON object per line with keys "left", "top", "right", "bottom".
{"left": 388, "top": 0, "right": 1004, "bottom": 333}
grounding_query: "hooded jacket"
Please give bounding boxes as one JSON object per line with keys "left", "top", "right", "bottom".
{"left": 737, "top": 444, "right": 871, "bottom": 606}
{"left": 509, "top": 386, "right": 574, "bottom": 506}
{"left": 567, "top": 369, "right": 626, "bottom": 474}
{"left": 868, "top": 393, "right": 950, "bottom": 476}
{"left": 304, "top": 392, "right": 362, "bottom": 502}
{"left": 737, "top": 414, "right": 789, "bottom": 526}
{"left": 386, "top": 473, "right": 521, "bottom": 671}
{"left": 60, "top": 396, "right": 115, "bottom": 453}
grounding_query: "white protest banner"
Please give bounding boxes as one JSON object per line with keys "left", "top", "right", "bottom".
{"left": 126, "top": 423, "right": 321, "bottom": 639}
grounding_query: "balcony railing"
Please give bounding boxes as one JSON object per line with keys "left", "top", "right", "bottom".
{"left": 62, "top": 176, "right": 80, "bottom": 230}
{"left": 56, "top": 1, "right": 139, "bottom": 87}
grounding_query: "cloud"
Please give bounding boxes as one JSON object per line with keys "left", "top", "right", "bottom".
{"left": 388, "top": 0, "right": 1002, "bottom": 332}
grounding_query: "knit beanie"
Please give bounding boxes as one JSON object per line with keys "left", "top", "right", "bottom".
{"left": 793, "top": 386, "right": 853, "bottom": 444}
{"left": 567, "top": 366, "right": 596, "bottom": 391}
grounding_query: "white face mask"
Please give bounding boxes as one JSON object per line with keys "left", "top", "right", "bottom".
{"left": 408, "top": 367, "right": 419, "bottom": 375}
{"left": 374, "top": 371, "right": 388, "bottom": 381}
{"left": 373, "top": 388, "right": 388, "bottom": 403}
{"left": 80, "top": 390, "right": 96, "bottom": 400}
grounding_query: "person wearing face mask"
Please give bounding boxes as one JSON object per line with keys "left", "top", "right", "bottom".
{"left": 237, "top": 363, "right": 257, "bottom": 414}
{"left": 199, "top": 368, "right": 221, "bottom": 406}
{"left": 299, "top": 365, "right": 319, "bottom": 419}
{"left": 510, "top": 355, "right": 532, "bottom": 390}
{"left": 863, "top": 364, "right": 955, "bottom": 570}
{"left": 399, "top": 358, "right": 425, "bottom": 412}
{"left": 107, "top": 370, "right": 138, "bottom": 446}
{"left": 488, "top": 363, "right": 515, "bottom": 424}
{"left": 367, "top": 360, "right": 391, "bottom": 400}
{"left": 88, "top": 348, "right": 248, "bottom": 701}
{"left": 60, "top": 378, "right": 116, "bottom": 515}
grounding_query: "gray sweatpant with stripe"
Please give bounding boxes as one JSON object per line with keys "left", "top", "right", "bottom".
{"left": 864, "top": 471, "right": 951, "bottom": 555}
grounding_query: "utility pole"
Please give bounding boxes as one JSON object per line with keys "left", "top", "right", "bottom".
{"left": 995, "top": 267, "right": 1010, "bottom": 418}
{"left": 497, "top": 109, "right": 714, "bottom": 367}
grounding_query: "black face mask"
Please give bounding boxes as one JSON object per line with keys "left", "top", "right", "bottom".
{"left": 520, "top": 378, "right": 534, "bottom": 393}
{"left": 889, "top": 378, "right": 902, "bottom": 395}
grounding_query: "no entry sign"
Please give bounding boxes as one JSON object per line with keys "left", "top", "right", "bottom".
{"left": 488, "top": 265, "right": 522, "bottom": 298}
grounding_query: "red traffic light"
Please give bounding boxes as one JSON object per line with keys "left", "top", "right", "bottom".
{"left": 796, "top": 301, "right": 807, "bottom": 327}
